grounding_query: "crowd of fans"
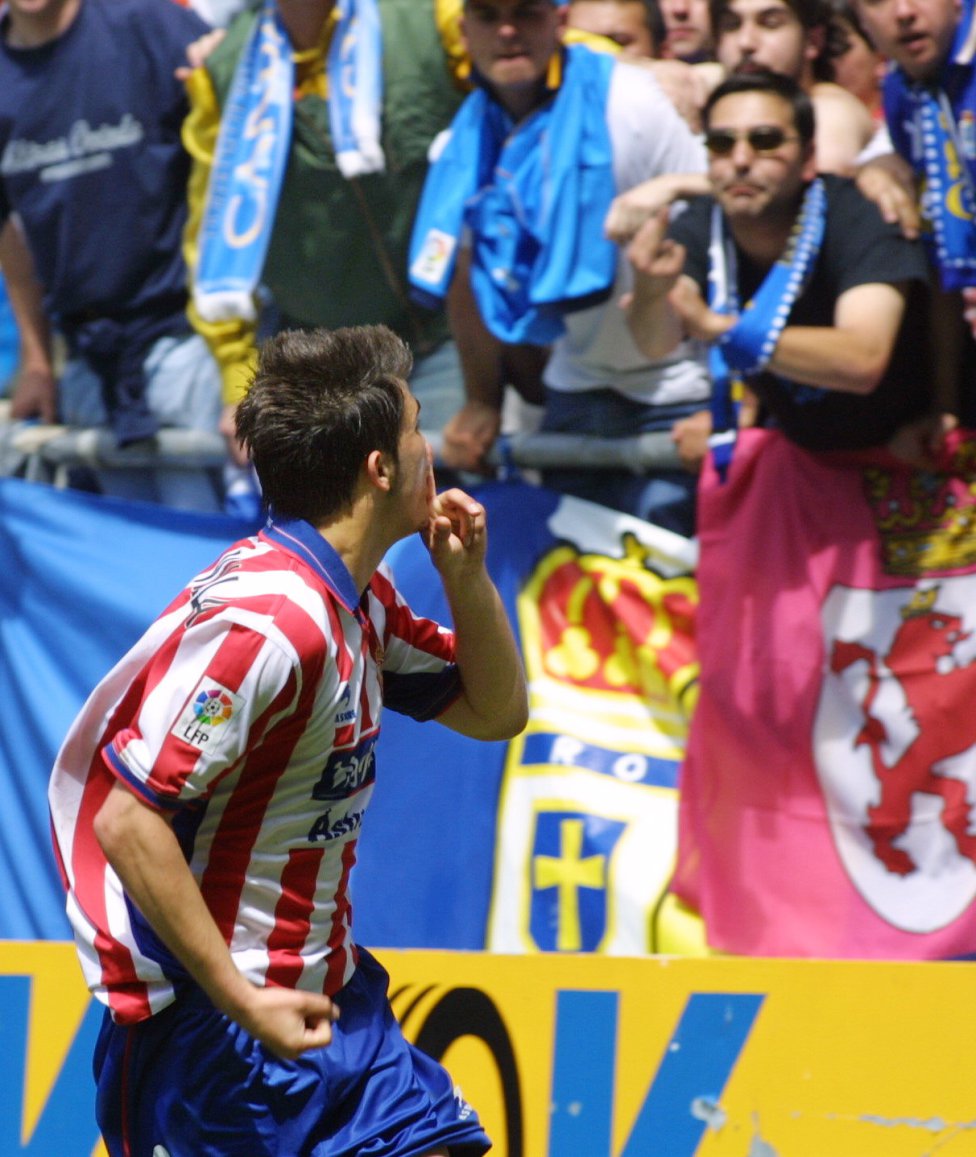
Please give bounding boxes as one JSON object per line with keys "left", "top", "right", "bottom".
{"left": 0, "top": 0, "right": 971, "bottom": 529}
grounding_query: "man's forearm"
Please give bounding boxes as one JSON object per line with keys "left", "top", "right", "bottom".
{"left": 0, "top": 215, "right": 53, "bottom": 375}
{"left": 626, "top": 277, "right": 686, "bottom": 360}
{"left": 446, "top": 248, "right": 506, "bottom": 411}
{"left": 440, "top": 566, "right": 528, "bottom": 741}
{"left": 768, "top": 325, "right": 896, "bottom": 394}
{"left": 94, "top": 780, "right": 338, "bottom": 1059}
{"left": 94, "top": 781, "right": 254, "bottom": 1018}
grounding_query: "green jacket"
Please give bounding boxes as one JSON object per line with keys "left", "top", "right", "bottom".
{"left": 205, "top": 0, "right": 461, "bottom": 351}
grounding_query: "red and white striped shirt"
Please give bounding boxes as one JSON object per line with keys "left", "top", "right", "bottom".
{"left": 49, "top": 518, "right": 459, "bottom": 1024}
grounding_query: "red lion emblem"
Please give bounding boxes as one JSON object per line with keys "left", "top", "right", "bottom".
{"left": 830, "top": 592, "right": 976, "bottom": 876}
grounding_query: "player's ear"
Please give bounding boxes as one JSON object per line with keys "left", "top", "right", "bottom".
{"left": 366, "top": 449, "right": 395, "bottom": 493}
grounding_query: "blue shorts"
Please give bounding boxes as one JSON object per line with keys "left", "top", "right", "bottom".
{"left": 93, "top": 949, "right": 491, "bottom": 1156}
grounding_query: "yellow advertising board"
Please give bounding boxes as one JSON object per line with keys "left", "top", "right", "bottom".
{"left": 4, "top": 942, "right": 976, "bottom": 1156}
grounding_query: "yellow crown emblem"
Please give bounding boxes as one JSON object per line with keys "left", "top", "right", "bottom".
{"left": 863, "top": 461, "right": 976, "bottom": 577}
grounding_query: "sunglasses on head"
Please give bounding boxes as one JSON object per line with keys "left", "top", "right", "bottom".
{"left": 703, "top": 126, "right": 799, "bottom": 155}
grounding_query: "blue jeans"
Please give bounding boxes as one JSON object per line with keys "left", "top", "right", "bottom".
{"left": 540, "top": 387, "right": 703, "bottom": 537}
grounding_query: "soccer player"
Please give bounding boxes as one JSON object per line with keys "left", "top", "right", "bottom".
{"left": 48, "top": 324, "right": 528, "bottom": 1156}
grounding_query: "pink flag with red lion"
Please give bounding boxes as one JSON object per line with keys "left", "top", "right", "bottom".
{"left": 674, "top": 427, "right": 976, "bottom": 958}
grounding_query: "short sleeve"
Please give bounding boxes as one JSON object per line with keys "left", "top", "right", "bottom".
{"left": 104, "top": 616, "right": 301, "bottom": 811}
{"left": 606, "top": 61, "right": 707, "bottom": 193}
{"left": 366, "top": 569, "right": 462, "bottom": 721}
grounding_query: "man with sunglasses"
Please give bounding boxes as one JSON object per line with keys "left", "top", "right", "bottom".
{"left": 626, "top": 69, "right": 933, "bottom": 459}
{"left": 624, "top": 71, "right": 945, "bottom": 960}
{"left": 711, "top": 0, "right": 876, "bottom": 172}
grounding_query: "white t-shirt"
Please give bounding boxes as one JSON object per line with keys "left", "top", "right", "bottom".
{"left": 545, "top": 60, "right": 711, "bottom": 406}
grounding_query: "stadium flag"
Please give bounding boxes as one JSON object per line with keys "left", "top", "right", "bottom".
{"left": 0, "top": 478, "right": 699, "bottom": 954}
{"left": 674, "top": 427, "right": 976, "bottom": 959}
{"left": 481, "top": 493, "right": 700, "bottom": 955}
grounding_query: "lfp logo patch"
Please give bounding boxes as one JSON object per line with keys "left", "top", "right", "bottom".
{"left": 193, "top": 688, "right": 235, "bottom": 726}
{"left": 172, "top": 679, "right": 245, "bottom": 752}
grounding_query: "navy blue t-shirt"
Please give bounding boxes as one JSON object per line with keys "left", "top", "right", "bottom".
{"left": 0, "top": 0, "right": 209, "bottom": 320}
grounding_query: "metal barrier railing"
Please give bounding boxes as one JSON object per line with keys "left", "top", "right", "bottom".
{"left": 0, "top": 404, "right": 683, "bottom": 486}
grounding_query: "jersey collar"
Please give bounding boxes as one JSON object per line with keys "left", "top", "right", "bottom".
{"left": 262, "top": 517, "right": 361, "bottom": 614}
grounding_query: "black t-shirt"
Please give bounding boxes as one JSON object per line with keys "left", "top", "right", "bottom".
{"left": 669, "top": 175, "right": 933, "bottom": 450}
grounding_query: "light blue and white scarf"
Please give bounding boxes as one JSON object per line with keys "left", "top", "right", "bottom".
{"left": 883, "top": 0, "right": 976, "bottom": 291}
{"left": 194, "top": 0, "right": 384, "bottom": 323}
{"left": 407, "top": 44, "right": 617, "bottom": 345}
{"left": 329, "top": 0, "right": 385, "bottom": 177}
{"left": 707, "top": 177, "right": 827, "bottom": 481}
{"left": 910, "top": 86, "right": 976, "bottom": 289}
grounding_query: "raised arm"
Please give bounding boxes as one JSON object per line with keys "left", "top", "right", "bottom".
{"left": 605, "top": 172, "right": 711, "bottom": 245}
{"left": 623, "top": 207, "right": 691, "bottom": 360}
{"left": 423, "top": 485, "right": 528, "bottom": 742}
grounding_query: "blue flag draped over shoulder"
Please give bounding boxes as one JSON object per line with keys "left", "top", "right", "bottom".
{"left": 408, "top": 44, "right": 618, "bottom": 344}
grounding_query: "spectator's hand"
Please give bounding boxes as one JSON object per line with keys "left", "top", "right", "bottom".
{"left": 219, "top": 402, "right": 250, "bottom": 467}
{"left": 856, "top": 154, "right": 920, "bottom": 239}
{"left": 9, "top": 366, "right": 57, "bottom": 424}
{"left": 233, "top": 983, "right": 339, "bottom": 1061}
{"left": 886, "top": 411, "right": 958, "bottom": 470}
{"left": 668, "top": 278, "right": 734, "bottom": 344}
{"left": 964, "top": 287, "right": 976, "bottom": 338}
{"left": 607, "top": 176, "right": 682, "bottom": 244}
{"left": 606, "top": 172, "right": 711, "bottom": 245}
{"left": 175, "top": 28, "right": 226, "bottom": 81}
{"left": 671, "top": 408, "right": 712, "bottom": 473}
{"left": 440, "top": 401, "right": 501, "bottom": 472}
{"left": 626, "top": 209, "right": 687, "bottom": 291}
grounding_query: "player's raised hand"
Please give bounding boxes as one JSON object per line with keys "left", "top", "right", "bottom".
{"left": 423, "top": 488, "right": 487, "bottom": 576}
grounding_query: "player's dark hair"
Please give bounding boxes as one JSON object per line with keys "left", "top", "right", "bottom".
{"left": 236, "top": 325, "right": 413, "bottom": 523}
{"left": 702, "top": 68, "right": 816, "bottom": 144}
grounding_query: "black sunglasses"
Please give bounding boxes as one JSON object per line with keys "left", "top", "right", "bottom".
{"left": 704, "top": 126, "right": 800, "bottom": 156}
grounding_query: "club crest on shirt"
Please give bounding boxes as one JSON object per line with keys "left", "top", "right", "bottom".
{"left": 172, "top": 679, "right": 245, "bottom": 752}
{"left": 816, "top": 577, "right": 976, "bottom": 932}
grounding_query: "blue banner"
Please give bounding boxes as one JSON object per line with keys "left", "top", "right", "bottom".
{"left": 0, "top": 477, "right": 698, "bottom": 952}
